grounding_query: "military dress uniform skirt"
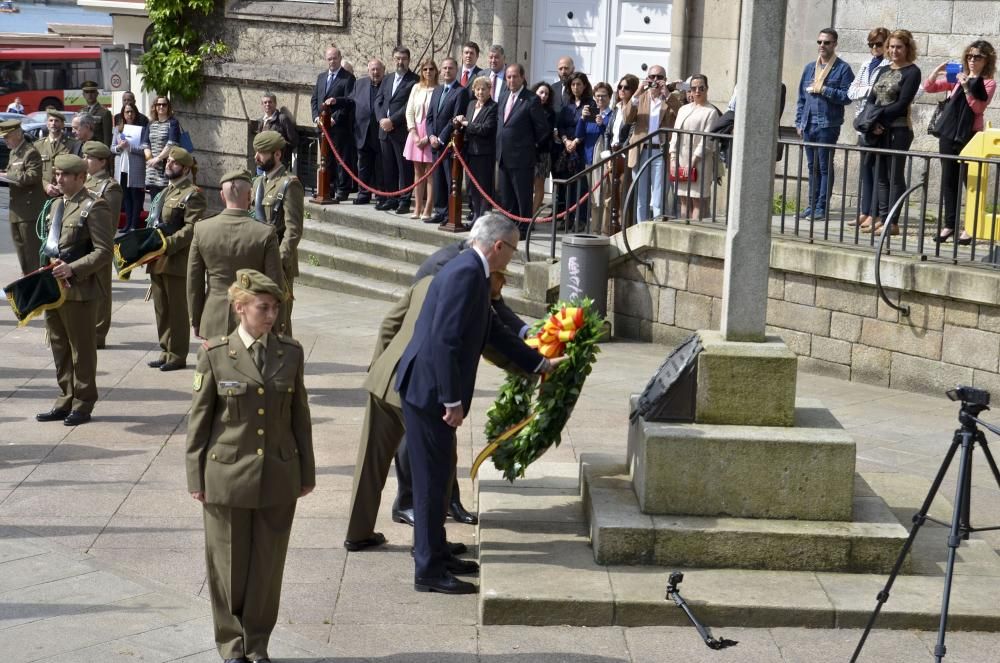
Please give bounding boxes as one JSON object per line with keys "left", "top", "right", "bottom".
{"left": 203, "top": 501, "right": 296, "bottom": 661}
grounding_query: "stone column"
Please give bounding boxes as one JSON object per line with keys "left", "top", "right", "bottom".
{"left": 719, "top": 0, "right": 787, "bottom": 342}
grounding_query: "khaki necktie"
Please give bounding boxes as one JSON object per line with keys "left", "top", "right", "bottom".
{"left": 251, "top": 341, "right": 265, "bottom": 375}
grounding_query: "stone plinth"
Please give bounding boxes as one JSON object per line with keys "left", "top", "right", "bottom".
{"left": 695, "top": 330, "right": 798, "bottom": 426}
{"left": 630, "top": 397, "right": 855, "bottom": 520}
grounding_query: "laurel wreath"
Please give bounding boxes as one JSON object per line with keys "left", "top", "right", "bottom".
{"left": 481, "top": 298, "right": 605, "bottom": 482}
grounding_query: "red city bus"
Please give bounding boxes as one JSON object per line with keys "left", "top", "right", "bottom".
{"left": 0, "top": 48, "right": 108, "bottom": 113}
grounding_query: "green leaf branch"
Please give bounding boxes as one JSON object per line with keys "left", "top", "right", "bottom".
{"left": 140, "top": 0, "right": 228, "bottom": 101}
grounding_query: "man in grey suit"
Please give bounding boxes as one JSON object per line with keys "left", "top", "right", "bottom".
{"left": 352, "top": 59, "right": 385, "bottom": 206}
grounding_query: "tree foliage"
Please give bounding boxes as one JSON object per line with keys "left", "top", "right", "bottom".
{"left": 140, "top": 0, "right": 228, "bottom": 101}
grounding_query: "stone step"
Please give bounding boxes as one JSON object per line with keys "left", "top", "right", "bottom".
{"left": 296, "top": 261, "right": 407, "bottom": 302}
{"left": 476, "top": 460, "right": 1000, "bottom": 630}
{"left": 298, "top": 238, "right": 421, "bottom": 288}
{"left": 582, "top": 460, "right": 909, "bottom": 573}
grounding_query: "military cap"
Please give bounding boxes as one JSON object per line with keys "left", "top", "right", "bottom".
{"left": 235, "top": 269, "right": 286, "bottom": 301}
{"left": 168, "top": 146, "right": 194, "bottom": 167}
{"left": 82, "top": 140, "right": 112, "bottom": 159}
{"left": 220, "top": 168, "right": 253, "bottom": 185}
{"left": 81, "top": 80, "right": 100, "bottom": 92}
{"left": 53, "top": 154, "right": 87, "bottom": 174}
{"left": 46, "top": 108, "right": 65, "bottom": 121}
{"left": 0, "top": 118, "right": 21, "bottom": 136}
{"left": 253, "top": 130, "right": 286, "bottom": 153}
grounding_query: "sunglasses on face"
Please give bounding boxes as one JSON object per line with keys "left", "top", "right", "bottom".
{"left": 155, "top": 102, "right": 168, "bottom": 107}
{"left": 618, "top": 84, "right": 634, "bottom": 91}
{"left": 690, "top": 86, "right": 706, "bottom": 92}
{"left": 817, "top": 40, "right": 834, "bottom": 46}
{"left": 968, "top": 53, "right": 986, "bottom": 61}
{"left": 868, "top": 41, "right": 883, "bottom": 48}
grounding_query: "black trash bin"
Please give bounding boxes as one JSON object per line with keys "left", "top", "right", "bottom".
{"left": 559, "top": 233, "right": 610, "bottom": 317}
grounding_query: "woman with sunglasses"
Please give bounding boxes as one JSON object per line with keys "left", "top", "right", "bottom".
{"left": 924, "top": 40, "right": 997, "bottom": 244}
{"left": 143, "top": 96, "right": 180, "bottom": 202}
{"left": 403, "top": 60, "right": 438, "bottom": 220}
{"left": 669, "top": 73, "right": 720, "bottom": 220}
{"left": 599, "top": 74, "right": 639, "bottom": 234}
{"left": 847, "top": 28, "right": 890, "bottom": 231}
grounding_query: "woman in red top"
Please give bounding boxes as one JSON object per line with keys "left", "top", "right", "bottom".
{"left": 924, "top": 40, "right": 996, "bottom": 244}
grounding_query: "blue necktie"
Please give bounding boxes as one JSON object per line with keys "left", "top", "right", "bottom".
{"left": 438, "top": 85, "right": 450, "bottom": 112}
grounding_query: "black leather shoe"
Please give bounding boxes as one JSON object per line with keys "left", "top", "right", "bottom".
{"left": 343, "top": 531, "right": 386, "bottom": 551}
{"left": 448, "top": 500, "right": 478, "bottom": 525}
{"left": 223, "top": 658, "right": 248, "bottom": 663}
{"left": 353, "top": 196, "right": 371, "bottom": 205}
{"left": 147, "top": 359, "right": 166, "bottom": 368}
{"left": 410, "top": 541, "right": 468, "bottom": 556}
{"left": 36, "top": 408, "right": 70, "bottom": 422}
{"left": 393, "top": 204, "right": 412, "bottom": 216}
{"left": 375, "top": 199, "right": 397, "bottom": 211}
{"left": 392, "top": 508, "right": 415, "bottom": 526}
{"left": 414, "top": 571, "right": 476, "bottom": 594}
{"left": 63, "top": 411, "right": 91, "bottom": 426}
{"left": 335, "top": 193, "right": 350, "bottom": 202}
{"left": 445, "top": 556, "right": 479, "bottom": 575}
{"left": 429, "top": 213, "right": 447, "bottom": 224}
{"left": 466, "top": 210, "right": 474, "bottom": 221}
{"left": 96, "top": 340, "right": 106, "bottom": 349}
{"left": 159, "top": 362, "right": 186, "bottom": 372}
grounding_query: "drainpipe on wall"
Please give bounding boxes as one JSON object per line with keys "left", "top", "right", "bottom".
{"left": 668, "top": 0, "right": 688, "bottom": 82}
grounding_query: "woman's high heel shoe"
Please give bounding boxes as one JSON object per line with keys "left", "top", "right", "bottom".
{"left": 958, "top": 234, "right": 973, "bottom": 246}
{"left": 934, "top": 230, "right": 954, "bottom": 244}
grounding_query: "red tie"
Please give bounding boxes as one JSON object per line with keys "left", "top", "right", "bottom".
{"left": 461, "top": 69, "right": 469, "bottom": 86}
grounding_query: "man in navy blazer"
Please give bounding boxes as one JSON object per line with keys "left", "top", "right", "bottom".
{"left": 395, "top": 213, "right": 560, "bottom": 594}
{"left": 496, "top": 63, "right": 549, "bottom": 232}
{"left": 375, "top": 46, "right": 420, "bottom": 214}
{"left": 310, "top": 45, "right": 356, "bottom": 202}
{"left": 459, "top": 42, "right": 483, "bottom": 89}
{"left": 426, "top": 57, "right": 471, "bottom": 225}
{"left": 351, "top": 58, "right": 385, "bottom": 206}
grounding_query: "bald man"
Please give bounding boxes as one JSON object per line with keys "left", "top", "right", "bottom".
{"left": 310, "top": 44, "right": 356, "bottom": 202}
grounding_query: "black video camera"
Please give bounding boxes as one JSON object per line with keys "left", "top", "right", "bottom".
{"left": 947, "top": 385, "right": 990, "bottom": 406}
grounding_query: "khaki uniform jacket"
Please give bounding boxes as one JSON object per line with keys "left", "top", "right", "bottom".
{"left": 187, "top": 209, "right": 285, "bottom": 339}
{"left": 85, "top": 171, "right": 123, "bottom": 229}
{"left": 186, "top": 333, "right": 315, "bottom": 509}
{"left": 253, "top": 166, "right": 303, "bottom": 278}
{"left": 623, "top": 89, "right": 684, "bottom": 169}
{"left": 5, "top": 139, "right": 45, "bottom": 226}
{"left": 149, "top": 178, "right": 208, "bottom": 277}
{"left": 36, "top": 135, "right": 80, "bottom": 189}
{"left": 82, "top": 103, "right": 114, "bottom": 147}
{"left": 43, "top": 188, "right": 113, "bottom": 302}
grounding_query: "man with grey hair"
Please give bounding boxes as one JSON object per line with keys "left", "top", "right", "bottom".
{"left": 352, "top": 58, "right": 386, "bottom": 205}
{"left": 259, "top": 92, "right": 298, "bottom": 168}
{"left": 71, "top": 114, "right": 96, "bottom": 152}
{"left": 395, "top": 212, "right": 563, "bottom": 594}
{"left": 487, "top": 45, "right": 507, "bottom": 102}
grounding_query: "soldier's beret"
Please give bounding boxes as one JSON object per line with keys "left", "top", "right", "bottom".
{"left": 253, "top": 130, "right": 286, "bottom": 153}
{"left": 168, "top": 146, "right": 194, "bottom": 167}
{"left": 81, "top": 80, "right": 100, "bottom": 92}
{"left": 0, "top": 118, "right": 21, "bottom": 136}
{"left": 53, "top": 154, "right": 87, "bottom": 174}
{"left": 235, "top": 269, "right": 286, "bottom": 301}
{"left": 82, "top": 140, "right": 112, "bottom": 159}
{"left": 46, "top": 108, "right": 65, "bottom": 121}
{"left": 220, "top": 168, "right": 253, "bottom": 185}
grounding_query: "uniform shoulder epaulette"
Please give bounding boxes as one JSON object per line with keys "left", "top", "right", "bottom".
{"left": 275, "top": 334, "right": 302, "bottom": 348}
{"left": 202, "top": 335, "right": 230, "bottom": 351}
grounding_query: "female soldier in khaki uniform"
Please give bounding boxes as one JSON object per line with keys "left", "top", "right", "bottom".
{"left": 185, "top": 269, "right": 315, "bottom": 663}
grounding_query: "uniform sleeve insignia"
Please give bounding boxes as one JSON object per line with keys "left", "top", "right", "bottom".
{"left": 193, "top": 372, "right": 204, "bottom": 391}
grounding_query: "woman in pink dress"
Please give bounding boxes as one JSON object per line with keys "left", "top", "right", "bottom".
{"left": 404, "top": 59, "right": 438, "bottom": 219}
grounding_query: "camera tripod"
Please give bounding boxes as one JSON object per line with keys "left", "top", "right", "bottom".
{"left": 851, "top": 386, "right": 1000, "bottom": 662}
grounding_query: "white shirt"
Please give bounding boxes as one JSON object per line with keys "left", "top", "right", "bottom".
{"left": 648, "top": 97, "right": 663, "bottom": 143}
{"left": 237, "top": 324, "right": 267, "bottom": 351}
{"left": 611, "top": 103, "right": 626, "bottom": 146}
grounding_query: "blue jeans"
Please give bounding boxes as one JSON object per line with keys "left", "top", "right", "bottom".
{"left": 803, "top": 125, "right": 839, "bottom": 213}
{"left": 633, "top": 145, "right": 665, "bottom": 222}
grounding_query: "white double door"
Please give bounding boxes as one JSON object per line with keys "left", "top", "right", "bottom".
{"left": 531, "top": 0, "right": 673, "bottom": 89}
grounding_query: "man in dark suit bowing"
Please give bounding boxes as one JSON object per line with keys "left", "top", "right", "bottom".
{"left": 425, "top": 57, "right": 470, "bottom": 225}
{"left": 496, "top": 63, "right": 549, "bottom": 234}
{"left": 351, "top": 58, "right": 385, "bottom": 206}
{"left": 375, "top": 46, "right": 419, "bottom": 214}
{"left": 395, "top": 213, "right": 562, "bottom": 594}
{"left": 310, "top": 45, "right": 356, "bottom": 202}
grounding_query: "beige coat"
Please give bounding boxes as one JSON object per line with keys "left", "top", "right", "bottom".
{"left": 623, "top": 88, "right": 684, "bottom": 169}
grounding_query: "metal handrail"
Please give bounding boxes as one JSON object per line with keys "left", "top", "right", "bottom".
{"left": 874, "top": 169, "right": 928, "bottom": 318}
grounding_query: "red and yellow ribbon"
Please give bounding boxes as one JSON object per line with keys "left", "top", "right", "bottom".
{"left": 525, "top": 306, "right": 584, "bottom": 358}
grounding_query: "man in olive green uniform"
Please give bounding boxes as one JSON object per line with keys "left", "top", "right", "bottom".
{"left": 80, "top": 80, "right": 113, "bottom": 147}
{"left": 188, "top": 169, "right": 284, "bottom": 342}
{"left": 36, "top": 109, "right": 79, "bottom": 198}
{"left": 186, "top": 269, "right": 315, "bottom": 663}
{"left": 83, "top": 141, "right": 123, "bottom": 349}
{"left": 252, "top": 131, "right": 303, "bottom": 336}
{"left": 0, "top": 119, "right": 45, "bottom": 274}
{"left": 35, "top": 154, "right": 113, "bottom": 426}
{"left": 148, "top": 146, "right": 208, "bottom": 371}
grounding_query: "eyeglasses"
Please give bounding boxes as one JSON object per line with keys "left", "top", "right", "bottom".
{"left": 690, "top": 86, "right": 707, "bottom": 92}
{"left": 648, "top": 74, "right": 666, "bottom": 80}
{"left": 817, "top": 40, "right": 834, "bottom": 46}
{"left": 968, "top": 53, "right": 986, "bottom": 61}
{"left": 868, "top": 41, "right": 884, "bottom": 48}
{"left": 501, "top": 239, "right": 517, "bottom": 252}
{"left": 421, "top": 67, "right": 436, "bottom": 71}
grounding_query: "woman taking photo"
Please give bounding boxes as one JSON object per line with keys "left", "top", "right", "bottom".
{"left": 847, "top": 27, "right": 889, "bottom": 230}
{"left": 531, "top": 81, "right": 557, "bottom": 211}
{"left": 924, "top": 40, "right": 996, "bottom": 244}
{"left": 557, "top": 72, "right": 597, "bottom": 229}
{"left": 112, "top": 102, "right": 149, "bottom": 233}
{"left": 403, "top": 60, "right": 438, "bottom": 220}
{"left": 669, "top": 74, "right": 720, "bottom": 220}
{"left": 863, "top": 29, "right": 921, "bottom": 236}
{"left": 143, "top": 95, "right": 180, "bottom": 202}
{"left": 187, "top": 268, "right": 314, "bottom": 663}
{"left": 455, "top": 75, "right": 497, "bottom": 220}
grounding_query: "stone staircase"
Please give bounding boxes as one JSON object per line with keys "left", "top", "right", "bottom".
{"left": 298, "top": 201, "right": 562, "bottom": 318}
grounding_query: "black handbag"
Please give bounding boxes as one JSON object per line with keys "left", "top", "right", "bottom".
{"left": 853, "top": 102, "right": 883, "bottom": 146}
{"left": 927, "top": 98, "right": 948, "bottom": 137}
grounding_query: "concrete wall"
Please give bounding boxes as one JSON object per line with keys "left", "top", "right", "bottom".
{"left": 609, "top": 222, "right": 1000, "bottom": 397}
